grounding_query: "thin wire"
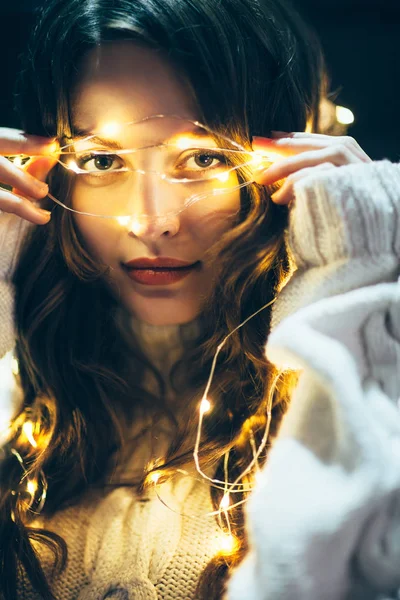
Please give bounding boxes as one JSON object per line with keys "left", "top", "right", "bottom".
{"left": 6, "top": 116, "right": 279, "bottom": 524}
{"left": 56, "top": 146, "right": 250, "bottom": 156}
{"left": 152, "top": 343, "right": 282, "bottom": 522}
{"left": 249, "top": 428, "right": 261, "bottom": 476}
{"left": 152, "top": 473, "right": 249, "bottom": 522}
{"left": 8, "top": 115, "right": 274, "bottom": 221}
{"left": 60, "top": 114, "right": 249, "bottom": 153}
{"left": 193, "top": 298, "right": 278, "bottom": 491}
{"left": 54, "top": 157, "right": 255, "bottom": 182}
{"left": 9, "top": 448, "right": 48, "bottom": 515}
{"left": 45, "top": 180, "right": 254, "bottom": 220}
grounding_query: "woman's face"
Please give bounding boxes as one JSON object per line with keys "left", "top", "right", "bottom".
{"left": 71, "top": 41, "right": 241, "bottom": 325}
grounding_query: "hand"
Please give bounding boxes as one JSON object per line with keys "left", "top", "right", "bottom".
{"left": 0, "top": 127, "right": 59, "bottom": 225}
{"left": 252, "top": 131, "right": 372, "bottom": 205}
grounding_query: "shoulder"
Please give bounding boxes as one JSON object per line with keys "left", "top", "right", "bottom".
{"left": 271, "top": 160, "right": 400, "bottom": 329}
{"left": 0, "top": 211, "right": 33, "bottom": 280}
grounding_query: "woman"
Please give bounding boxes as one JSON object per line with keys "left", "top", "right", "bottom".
{"left": 0, "top": 0, "right": 397, "bottom": 598}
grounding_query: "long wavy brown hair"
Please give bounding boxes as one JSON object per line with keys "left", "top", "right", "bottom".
{"left": 0, "top": 0, "right": 327, "bottom": 597}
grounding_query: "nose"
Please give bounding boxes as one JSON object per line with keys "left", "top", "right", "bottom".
{"left": 126, "top": 170, "right": 181, "bottom": 241}
{"left": 127, "top": 212, "right": 180, "bottom": 240}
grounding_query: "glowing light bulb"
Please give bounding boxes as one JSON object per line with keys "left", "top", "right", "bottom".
{"left": 47, "top": 141, "right": 59, "bottom": 155}
{"left": 129, "top": 218, "right": 147, "bottom": 236}
{"left": 67, "top": 160, "right": 80, "bottom": 173}
{"left": 199, "top": 398, "right": 211, "bottom": 415}
{"left": 250, "top": 152, "right": 264, "bottom": 168}
{"left": 218, "top": 533, "right": 239, "bottom": 556}
{"left": 174, "top": 137, "right": 194, "bottom": 150}
{"left": 99, "top": 122, "right": 121, "bottom": 137}
{"left": 216, "top": 171, "right": 230, "bottom": 183}
{"left": 115, "top": 216, "right": 131, "bottom": 227}
{"left": 26, "top": 480, "right": 37, "bottom": 496}
{"left": 116, "top": 215, "right": 147, "bottom": 236}
{"left": 336, "top": 106, "right": 355, "bottom": 125}
{"left": 220, "top": 494, "right": 230, "bottom": 510}
{"left": 22, "top": 421, "right": 37, "bottom": 448}
{"left": 13, "top": 156, "right": 23, "bottom": 167}
{"left": 149, "top": 471, "right": 161, "bottom": 484}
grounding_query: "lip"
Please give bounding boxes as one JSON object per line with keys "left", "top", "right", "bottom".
{"left": 124, "top": 257, "right": 197, "bottom": 269}
{"left": 122, "top": 257, "right": 201, "bottom": 286}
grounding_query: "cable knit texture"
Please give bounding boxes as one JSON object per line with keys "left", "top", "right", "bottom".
{"left": 1, "top": 160, "right": 400, "bottom": 599}
{"left": 0, "top": 212, "right": 31, "bottom": 360}
{"left": 226, "top": 160, "right": 400, "bottom": 600}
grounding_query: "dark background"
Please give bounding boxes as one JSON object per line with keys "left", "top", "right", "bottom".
{"left": 0, "top": 0, "right": 399, "bottom": 162}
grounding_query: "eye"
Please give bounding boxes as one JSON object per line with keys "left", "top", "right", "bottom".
{"left": 183, "top": 150, "right": 227, "bottom": 171}
{"left": 193, "top": 153, "right": 217, "bottom": 168}
{"left": 76, "top": 153, "right": 124, "bottom": 172}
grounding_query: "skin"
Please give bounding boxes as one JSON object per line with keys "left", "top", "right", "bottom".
{"left": 252, "top": 131, "right": 371, "bottom": 205}
{"left": 0, "top": 45, "right": 371, "bottom": 327}
{"left": 69, "top": 42, "right": 241, "bottom": 326}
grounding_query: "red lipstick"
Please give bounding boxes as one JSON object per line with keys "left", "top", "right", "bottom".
{"left": 122, "top": 257, "right": 200, "bottom": 286}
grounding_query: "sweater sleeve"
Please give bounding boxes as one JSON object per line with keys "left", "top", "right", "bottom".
{"left": 0, "top": 212, "right": 32, "bottom": 359}
{"left": 226, "top": 160, "right": 400, "bottom": 600}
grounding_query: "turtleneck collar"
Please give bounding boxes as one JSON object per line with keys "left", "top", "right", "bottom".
{"left": 128, "top": 314, "right": 202, "bottom": 379}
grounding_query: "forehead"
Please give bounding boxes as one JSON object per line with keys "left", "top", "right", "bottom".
{"left": 70, "top": 120, "right": 220, "bottom": 153}
{"left": 71, "top": 41, "right": 199, "bottom": 138}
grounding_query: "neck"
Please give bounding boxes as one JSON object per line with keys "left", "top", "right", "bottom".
{"left": 129, "top": 314, "right": 202, "bottom": 379}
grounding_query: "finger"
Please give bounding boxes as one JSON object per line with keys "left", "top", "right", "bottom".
{"left": 11, "top": 156, "right": 58, "bottom": 200}
{"left": 255, "top": 145, "right": 362, "bottom": 186}
{"left": 252, "top": 136, "right": 291, "bottom": 159}
{"left": 270, "top": 132, "right": 372, "bottom": 164}
{"left": 270, "top": 162, "right": 336, "bottom": 205}
{"left": 0, "top": 156, "right": 50, "bottom": 200}
{"left": 22, "top": 155, "right": 58, "bottom": 184}
{"left": 0, "top": 128, "right": 58, "bottom": 157}
{"left": 0, "top": 188, "right": 51, "bottom": 225}
{"left": 253, "top": 136, "right": 338, "bottom": 159}
{"left": 256, "top": 132, "right": 341, "bottom": 145}
{"left": 253, "top": 135, "right": 372, "bottom": 164}
{"left": 271, "top": 131, "right": 334, "bottom": 139}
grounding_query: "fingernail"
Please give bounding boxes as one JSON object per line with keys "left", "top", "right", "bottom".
{"left": 36, "top": 182, "right": 49, "bottom": 193}
{"left": 37, "top": 208, "right": 51, "bottom": 217}
{"left": 45, "top": 141, "right": 59, "bottom": 154}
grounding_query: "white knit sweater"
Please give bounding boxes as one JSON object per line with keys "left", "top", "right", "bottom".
{"left": 1, "top": 160, "right": 400, "bottom": 599}
{"left": 227, "top": 160, "right": 400, "bottom": 600}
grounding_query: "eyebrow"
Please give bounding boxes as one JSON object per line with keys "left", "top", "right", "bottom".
{"left": 71, "top": 132, "right": 124, "bottom": 149}
{"left": 71, "top": 125, "right": 214, "bottom": 149}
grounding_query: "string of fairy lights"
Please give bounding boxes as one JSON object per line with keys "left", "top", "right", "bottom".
{"left": 10, "top": 297, "right": 277, "bottom": 554}
{"left": 2, "top": 103, "right": 354, "bottom": 555}
{"left": 149, "top": 297, "right": 280, "bottom": 553}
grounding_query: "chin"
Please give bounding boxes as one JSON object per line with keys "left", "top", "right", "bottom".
{"left": 141, "top": 315, "right": 197, "bottom": 326}
{"left": 128, "top": 297, "right": 202, "bottom": 326}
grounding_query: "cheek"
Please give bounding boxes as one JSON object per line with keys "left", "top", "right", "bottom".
{"left": 73, "top": 214, "right": 121, "bottom": 264}
{"left": 72, "top": 177, "right": 123, "bottom": 262}
{"left": 184, "top": 190, "right": 241, "bottom": 245}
